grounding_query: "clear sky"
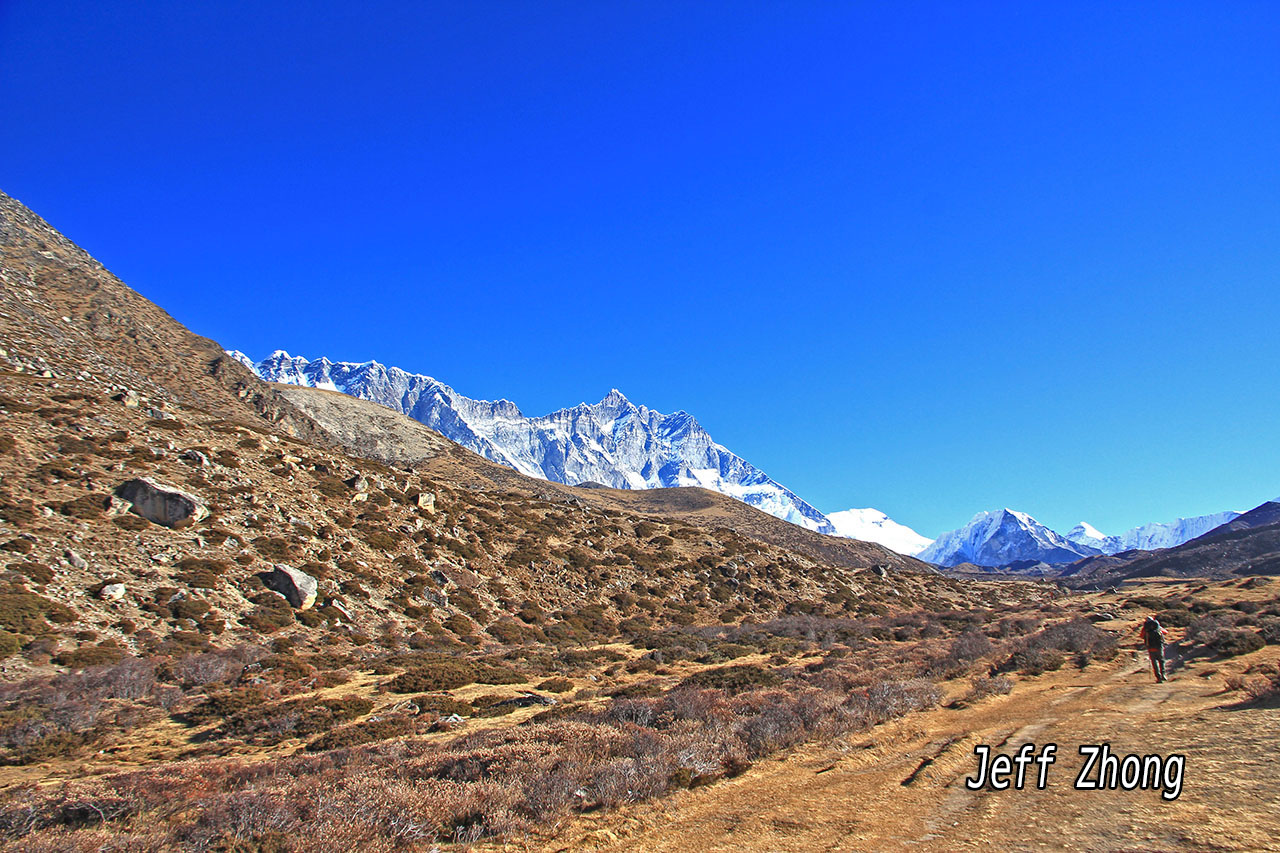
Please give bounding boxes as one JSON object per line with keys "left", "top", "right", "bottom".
{"left": 3, "top": 2, "right": 1279, "bottom": 539}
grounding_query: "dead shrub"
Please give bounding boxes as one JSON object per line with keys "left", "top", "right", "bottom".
{"left": 0, "top": 590, "right": 76, "bottom": 633}
{"left": 168, "top": 647, "right": 263, "bottom": 688}
{"left": 536, "top": 678, "right": 574, "bottom": 693}
{"left": 680, "top": 664, "right": 779, "bottom": 693}
{"left": 54, "top": 642, "right": 126, "bottom": 669}
{"left": 1210, "top": 629, "right": 1265, "bottom": 658}
{"left": 955, "top": 675, "right": 1014, "bottom": 707}
{"left": 390, "top": 662, "right": 477, "bottom": 693}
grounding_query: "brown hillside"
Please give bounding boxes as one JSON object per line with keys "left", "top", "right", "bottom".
{"left": 0, "top": 189, "right": 329, "bottom": 445}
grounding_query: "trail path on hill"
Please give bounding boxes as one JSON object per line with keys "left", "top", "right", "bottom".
{"left": 531, "top": 644, "right": 1280, "bottom": 852}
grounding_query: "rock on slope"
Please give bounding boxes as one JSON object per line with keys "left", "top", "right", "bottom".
{"left": 235, "top": 350, "right": 839, "bottom": 534}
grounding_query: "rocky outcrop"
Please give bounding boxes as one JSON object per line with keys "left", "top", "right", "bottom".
{"left": 115, "top": 478, "right": 208, "bottom": 528}
{"left": 264, "top": 564, "right": 318, "bottom": 610}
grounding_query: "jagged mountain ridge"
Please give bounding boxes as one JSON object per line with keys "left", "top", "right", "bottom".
{"left": 1064, "top": 511, "right": 1242, "bottom": 554}
{"left": 233, "top": 350, "right": 840, "bottom": 534}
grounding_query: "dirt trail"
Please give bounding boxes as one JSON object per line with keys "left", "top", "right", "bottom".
{"left": 525, "top": 642, "right": 1280, "bottom": 852}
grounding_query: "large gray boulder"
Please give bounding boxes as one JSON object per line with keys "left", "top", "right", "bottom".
{"left": 264, "top": 564, "right": 318, "bottom": 610}
{"left": 115, "top": 478, "right": 208, "bottom": 528}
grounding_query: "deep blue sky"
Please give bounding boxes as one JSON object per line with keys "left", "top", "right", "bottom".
{"left": 3, "top": 2, "right": 1279, "bottom": 538}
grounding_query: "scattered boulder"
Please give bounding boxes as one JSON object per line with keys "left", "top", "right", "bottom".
{"left": 415, "top": 491, "right": 436, "bottom": 513}
{"left": 264, "top": 564, "right": 318, "bottom": 610}
{"left": 495, "top": 692, "right": 557, "bottom": 709}
{"left": 180, "top": 449, "right": 210, "bottom": 467}
{"left": 99, "top": 583, "right": 126, "bottom": 601}
{"left": 115, "top": 478, "right": 208, "bottom": 528}
{"left": 65, "top": 549, "right": 88, "bottom": 570}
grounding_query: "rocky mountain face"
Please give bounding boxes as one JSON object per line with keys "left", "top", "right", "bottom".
{"left": 234, "top": 350, "right": 840, "bottom": 535}
{"left": 825, "top": 508, "right": 932, "bottom": 556}
{"left": 918, "top": 509, "right": 1101, "bottom": 567}
{"left": 1064, "top": 511, "right": 1242, "bottom": 555}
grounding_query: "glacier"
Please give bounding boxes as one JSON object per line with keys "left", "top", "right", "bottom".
{"left": 234, "top": 350, "right": 840, "bottom": 534}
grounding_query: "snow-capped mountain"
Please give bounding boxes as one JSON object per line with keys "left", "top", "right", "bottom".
{"left": 233, "top": 350, "right": 839, "bottom": 534}
{"left": 918, "top": 509, "right": 1100, "bottom": 567}
{"left": 826, "top": 508, "right": 933, "bottom": 556}
{"left": 1064, "top": 511, "right": 1242, "bottom": 554}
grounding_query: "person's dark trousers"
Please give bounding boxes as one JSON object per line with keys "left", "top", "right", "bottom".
{"left": 1148, "top": 647, "right": 1166, "bottom": 682}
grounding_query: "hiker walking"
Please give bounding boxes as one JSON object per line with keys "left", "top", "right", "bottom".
{"left": 1140, "top": 615, "right": 1168, "bottom": 682}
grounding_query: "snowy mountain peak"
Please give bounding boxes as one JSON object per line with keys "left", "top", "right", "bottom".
{"left": 826, "top": 508, "right": 933, "bottom": 556}
{"left": 1065, "top": 522, "right": 1108, "bottom": 545}
{"left": 1073, "top": 521, "right": 1107, "bottom": 539}
{"left": 236, "top": 350, "right": 843, "bottom": 536}
{"left": 919, "top": 508, "right": 1098, "bottom": 567}
{"left": 227, "top": 350, "right": 256, "bottom": 370}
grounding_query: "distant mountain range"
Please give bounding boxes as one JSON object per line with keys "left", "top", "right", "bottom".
{"left": 234, "top": 350, "right": 1249, "bottom": 565}
{"left": 1064, "top": 512, "right": 1242, "bottom": 555}
{"left": 232, "top": 350, "right": 860, "bottom": 536}
{"left": 921, "top": 507, "right": 1245, "bottom": 568}
{"left": 1059, "top": 498, "right": 1280, "bottom": 586}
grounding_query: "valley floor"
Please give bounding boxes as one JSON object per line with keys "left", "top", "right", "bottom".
{"left": 519, "top": 604, "right": 1280, "bottom": 853}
